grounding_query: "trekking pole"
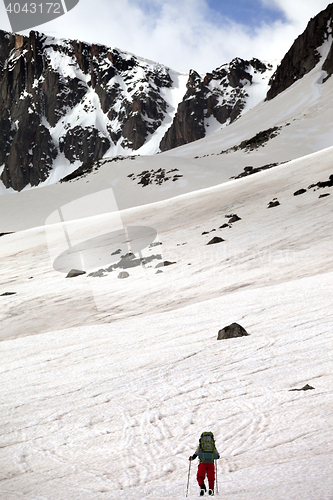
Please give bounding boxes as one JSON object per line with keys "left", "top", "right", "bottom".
{"left": 186, "top": 460, "right": 191, "bottom": 497}
{"left": 215, "top": 460, "right": 218, "bottom": 494}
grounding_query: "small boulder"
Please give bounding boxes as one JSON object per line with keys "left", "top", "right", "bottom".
{"left": 66, "top": 269, "right": 86, "bottom": 278}
{"left": 268, "top": 199, "right": 280, "bottom": 208}
{"left": 228, "top": 214, "right": 241, "bottom": 223}
{"left": 207, "top": 236, "right": 224, "bottom": 245}
{"left": 319, "top": 193, "right": 330, "bottom": 198}
{"left": 118, "top": 271, "right": 130, "bottom": 279}
{"left": 155, "top": 261, "right": 177, "bottom": 268}
{"left": 217, "top": 323, "right": 249, "bottom": 340}
{"left": 294, "top": 188, "right": 307, "bottom": 196}
{"left": 88, "top": 269, "right": 106, "bottom": 277}
{"left": 290, "top": 384, "right": 315, "bottom": 392}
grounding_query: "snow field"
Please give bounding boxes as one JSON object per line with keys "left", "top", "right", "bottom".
{"left": 0, "top": 140, "right": 333, "bottom": 498}
{"left": 0, "top": 270, "right": 333, "bottom": 499}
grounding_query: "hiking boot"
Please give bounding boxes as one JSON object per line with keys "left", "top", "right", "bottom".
{"left": 208, "top": 489, "right": 214, "bottom": 496}
{"left": 200, "top": 483, "right": 206, "bottom": 496}
{"left": 200, "top": 490, "right": 205, "bottom": 497}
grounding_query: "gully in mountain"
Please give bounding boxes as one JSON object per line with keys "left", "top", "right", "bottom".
{"left": 189, "top": 431, "right": 220, "bottom": 496}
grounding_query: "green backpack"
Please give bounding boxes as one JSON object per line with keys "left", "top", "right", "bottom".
{"left": 198, "top": 432, "right": 218, "bottom": 460}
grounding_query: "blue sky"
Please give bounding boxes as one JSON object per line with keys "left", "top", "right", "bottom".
{"left": 206, "top": 0, "right": 285, "bottom": 26}
{"left": 0, "top": 0, "right": 331, "bottom": 72}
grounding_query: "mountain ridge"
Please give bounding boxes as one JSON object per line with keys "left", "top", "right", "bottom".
{"left": 0, "top": 2, "right": 333, "bottom": 193}
{"left": 0, "top": 29, "right": 274, "bottom": 192}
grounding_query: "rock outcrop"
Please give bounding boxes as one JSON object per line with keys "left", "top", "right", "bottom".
{"left": 0, "top": 29, "right": 173, "bottom": 191}
{"left": 160, "top": 58, "right": 272, "bottom": 151}
{"left": 267, "top": 3, "right": 333, "bottom": 100}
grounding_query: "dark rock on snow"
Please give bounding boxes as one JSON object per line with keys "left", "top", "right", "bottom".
{"left": 155, "top": 261, "right": 177, "bottom": 268}
{"left": 118, "top": 271, "right": 130, "bottom": 279}
{"left": 228, "top": 214, "right": 241, "bottom": 223}
{"left": 66, "top": 269, "right": 86, "bottom": 278}
{"left": 220, "top": 127, "right": 281, "bottom": 154}
{"left": 207, "top": 236, "right": 224, "bottom": 245}
{"left": 294, "top": 188, "right": 307, "bottom": 196}
{"left": 268, "top": 199, "right": 280, "bottom": 208}
{"left": 217, "top": 323, "right": 249, "bottom": 340}
{"left": 289, "top": 384, "right": 315, "bottom": 391}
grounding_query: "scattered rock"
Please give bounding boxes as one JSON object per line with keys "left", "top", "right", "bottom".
{"left": 293, "top": 188, "right": 307, "bottom": 196}
{"left": 122, "top": 252, "right": 135, "bottom": 260}
{"left": 319, "top": 193, "right": 330, "bottom": 198}
{"left": 111, "top": 248, "right": 122, "bottom": 255}
{"left": 66, "top": 269, "right": 86, "bottom": 278}
{"left": 149, "top": 241, "right": 162, "bottom": 248}
{"left": 88, "top": 269, "right": 106, "bottom": 277}
{"left": 128, "top": 168, "right": 183, "bottom": 186}
{"left": 118, "top": 271, "right": 130, "bottom": 279}
{"left": 220, "top": 127, "right": 281, "bottom": 154}
{"left": 1, "top": 291, "right": 17, "bottom": 296}
{"left": 207, "top": 236, "right": 224, "bottom": 245}
{"left": 290, "top": 384, "right": 315, "bottom": 392}
{"left": 155, "top": 261, "right": 177, "bottom": 268}
{"left": 316, "top": 174, "right": 333, "bottom": 188}
{"left": 268, "top": 199, "right": 280, "bottom": 208}
{"left": 219, "top": 223, "right": 230, "bottom": 229}
{"left": 217, "top": 323, "right": 249, "bottom": 340}
{"left": 156, "top": 269, "right": 163, "bottom": 274}
{"left": 231, "top": 162, "right": 283, "bottom": 179}
{"left": 228, "top": 214, "right": 241, "bottom": 223}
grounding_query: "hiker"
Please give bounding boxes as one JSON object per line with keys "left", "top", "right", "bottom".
{"left": 189, "top": 431, "right": 220, "bottom": 496}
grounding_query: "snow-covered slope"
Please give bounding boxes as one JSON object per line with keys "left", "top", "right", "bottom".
{"left": 1, "top": 6, "right": 333, "bottom": 499}
{"left": 0, "top": 140, "right": 332, "bottom": 499}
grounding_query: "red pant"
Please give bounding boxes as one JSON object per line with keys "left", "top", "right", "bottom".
{"left": 197, "top": 462, "right": 215, "bottom": 489}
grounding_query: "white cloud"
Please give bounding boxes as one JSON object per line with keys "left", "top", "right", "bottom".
{"left": 260, "top": 0, "right": 331, "bottom": 25}
{"left": 6, "top": 0, "right": 333, "bottom": 73}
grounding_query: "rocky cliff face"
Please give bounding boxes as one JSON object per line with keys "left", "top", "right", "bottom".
{"left": 160, "top": 58, "right": 271, "bottom": 151}
{"left": 267, "top": 2, "right": 333, "bottom": 100}
{"left": 0, "top": 28, "right": 275, "bottom": 191}
{"left": 0, "top": 30, "right": 173, "bottom": 191}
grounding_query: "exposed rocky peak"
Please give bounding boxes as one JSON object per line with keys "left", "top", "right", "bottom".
{"left": 0, "top": 26, "right": 288, "bottom": 192}
{"left": 160, "top": 58, "right": 273, "bottom": 151}
{"left": 267, "top": 2, "right": 333, "bottom": 100}
{"left": 0, "top": 29, "right": 174, "bottom": 190}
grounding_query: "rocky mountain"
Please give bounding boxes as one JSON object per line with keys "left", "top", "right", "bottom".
{"left": 0, "top": 2, "right": 333, "bottom": 192}
{"left": 0, "top": 29, "right": 273, "bottom": 191}
{"left": 267, "top": 2, "right": 333, "bottom": 100}
{"left": 160, "top": 57, "right": 271, "bottom": 151}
